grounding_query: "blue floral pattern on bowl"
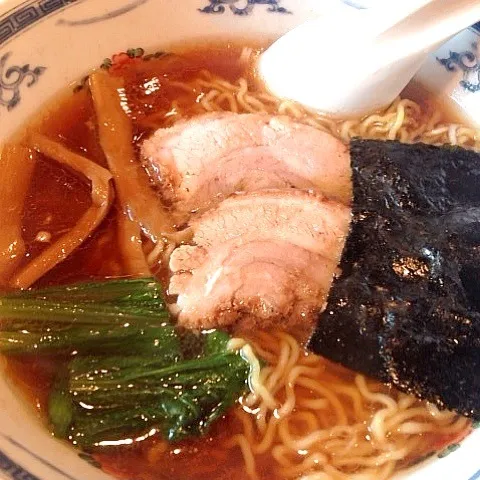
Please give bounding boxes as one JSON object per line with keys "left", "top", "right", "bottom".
{"left": 0, "top": 52, "right": 45, "bottom": 110}
{"left": 0, "top": 450, "right": 41, "bottom": 480}
{"left": 437, "top": 43, "right": 480, "bottom": 93}
{"left": 199, "top": 0, "right": 290, "bottom": 15}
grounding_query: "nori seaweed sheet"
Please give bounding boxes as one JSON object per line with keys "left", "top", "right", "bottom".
{"left": 308, "top": 140, "right": 480, "bottom": 419}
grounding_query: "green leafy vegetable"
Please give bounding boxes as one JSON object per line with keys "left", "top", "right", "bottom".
{"left": 54, "top": 330, "right": 249, "bottom": 447}
{"left": 0, "top": 323, "right": 179, "bottom": 356}
{"left": 6, "top": 277, "right": 164, "bottom": 304}
{"left": 0, "top": 278, "right": 172, "bottom": 355}
{"left": 0, "top": 278, "right": 251, "bottom": 448}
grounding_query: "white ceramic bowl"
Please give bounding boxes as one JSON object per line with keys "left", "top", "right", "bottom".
{"left": 0, "top": 1, "right": 479, "bottom": 479}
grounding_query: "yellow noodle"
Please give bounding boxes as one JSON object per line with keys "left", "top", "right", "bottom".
{"left": 328, "top": 384, "right": 365, "bottom": 421}
{"left": 227, "top": 435, "right": 258, "bottom": 480}
{"left": 281, "top": 452, "right": 328, "bottom": 477}
{"left": 252, "top": 415, "right": 279, "bottom": 454}
{"left": 235, "top": 409, "right": 256, "bottom": 445}
{"left": 370, "top": 407, "right": 399, "bottom": 444}
{"left": 388, "top": 102, "right": 405, "bottom": 140}
{"left": 220, "top": 331, "right": 468, "bottom": 480}
{"left": 396, "top": 422, "right": 435, "bottom": 434}
{"left": 385, "top": 406, "right": 450, "bottom": 430}
{"left": 397, "top": 394, "right": 417, "bottom": 411}
{"left": 355, "top": 375, "right": 398, "bottom": 410}
{"left": 273, "top": 444, "right": 301, "bottom": 466}
{"left": 217, "top": 92, "right": 239, "bottom": 113}
{"left": 278, "top": 419, "right": 329, "bottom": 451}
{"left": 296, "top": 377, "right": 349, "bottom": 426}
{"left": 277, "top": 365, "right": 323, "bottom": 417}
{"left": 230, "top": 339, "right": 277, "bottom": 410}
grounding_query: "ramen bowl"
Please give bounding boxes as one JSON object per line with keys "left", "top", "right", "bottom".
{"left": 0, "top": 1, "right": 479, "bottom": 480}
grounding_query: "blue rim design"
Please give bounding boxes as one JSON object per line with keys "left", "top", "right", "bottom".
{"left": 437, "top": 45, "right": 480, "bottom": 93}
{"left": 0, "top": 0, "right": 78, "bottom": 46}
{"left": 199, "top": 0, "right": 290, "bottom": 15}
{"left": 470, "top": 469, "right": 480, "bottom": 480}
{"left": 56, "top": 0, "right": 150, "bottom": 26}
{"left": 0, "top": 434, "right": 81, "bottom": 480}
{"left": 0, "top": 51, "right": 46, "bottom": 111}
{"left": 0, "top": 450, "right": 41, "bottom": 480}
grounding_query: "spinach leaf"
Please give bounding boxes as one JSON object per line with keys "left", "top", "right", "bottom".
{"left": 51, "top": 330, "right": 249, "bottom": 447}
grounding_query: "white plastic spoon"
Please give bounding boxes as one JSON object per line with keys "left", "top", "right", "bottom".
{"left": 259, "top": 0, "right": 480, "bottom": 117}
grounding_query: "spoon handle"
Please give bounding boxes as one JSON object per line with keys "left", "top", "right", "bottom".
{"left": 378, "top": 0, "right": 480, "bottom": 51}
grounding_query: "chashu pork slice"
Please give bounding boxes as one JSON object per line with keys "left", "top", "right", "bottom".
{"left": 169, "top": 189, "right": 351, "bottom": 331}
{"left": 142, "top": 112, "right": 351, "bottom": 222}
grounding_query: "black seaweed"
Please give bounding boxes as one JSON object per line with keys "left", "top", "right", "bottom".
{"left": 309, "top": 140, "right": 480, "bottom": 419}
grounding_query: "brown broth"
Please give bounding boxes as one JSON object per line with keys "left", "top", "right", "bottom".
{"left": 1, "top": 42, "right": 470, "bottom": 480}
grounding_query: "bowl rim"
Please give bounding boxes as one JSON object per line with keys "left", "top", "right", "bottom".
{"left": 0, "top": 2, "right": 479, "bottom": 480}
